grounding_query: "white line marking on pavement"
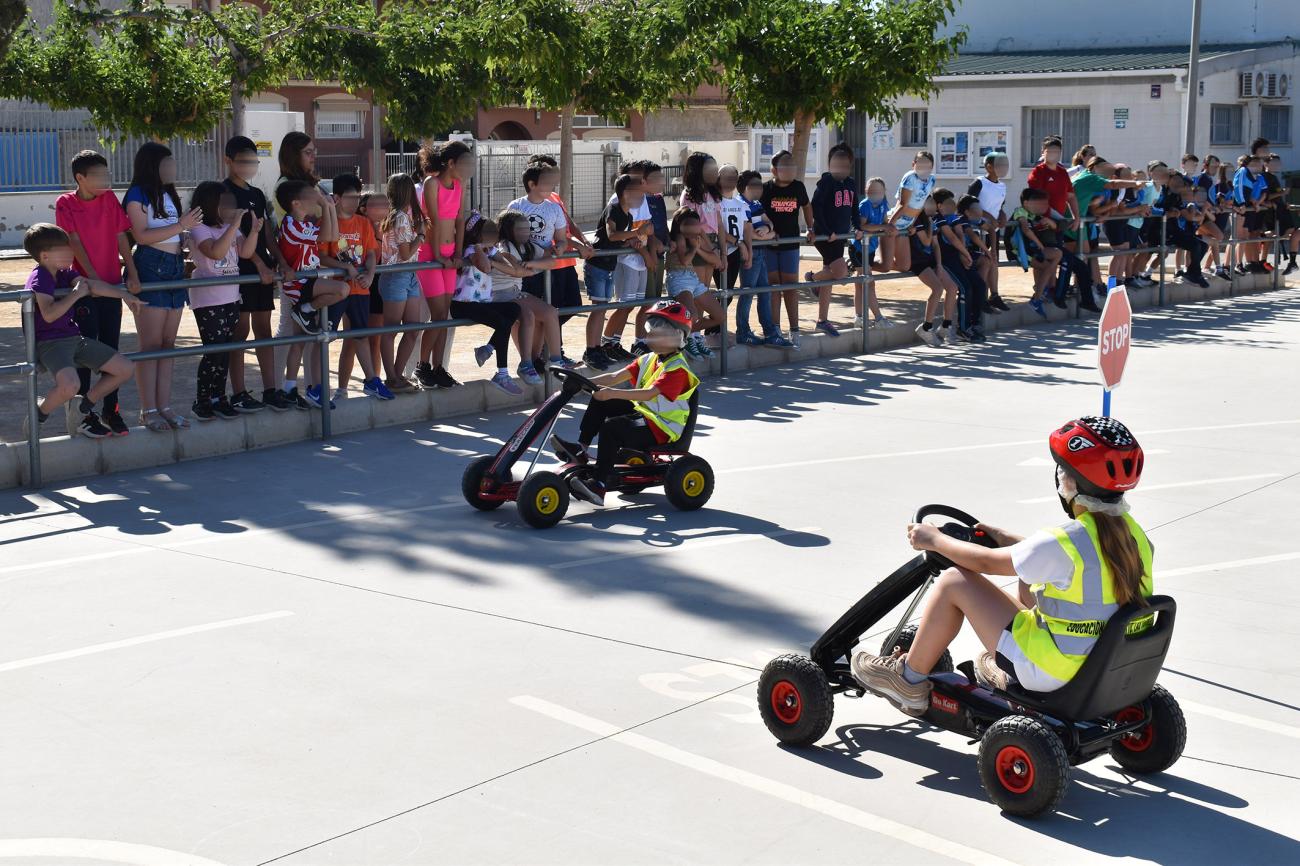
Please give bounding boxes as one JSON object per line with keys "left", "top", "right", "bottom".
{"left": 0, "top": 502, "right": 462, "bottom": 578}
{"left": 0, "top": 837, "right": 228, "bottom": 863}
{"left": 1158, "top": 551, "right": 1300, "bottom": 578}
{"left": 0, "top": 839, "right": 230, "bottom": 865}
{"left": 0, "top": 611, "right": 293, "bottom": 674}
{"left": 722, "top": 420, "right": 1300, "bottom": 476}
{"left": 1180, "top": 699, "right": 1300, "bottom": 740}
{"left": 511, "top": 696, "right": 1017, "bottom": 866}
{"left": 1018, "top": 474, "right": 1281, "bottom": 504}
{"left": 553, "top": 526, "right": 822, "bottom": 569}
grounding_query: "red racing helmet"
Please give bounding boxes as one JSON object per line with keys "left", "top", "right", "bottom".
{"left": 1049, "top": 416, "right": 1144, "bottom": 497}
{"left": 645, "top": 300, "right": 692, "bottom": 334}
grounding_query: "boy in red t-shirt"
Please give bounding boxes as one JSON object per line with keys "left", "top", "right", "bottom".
{"left": 317, "top": 173, "right": 391, "bottom": 400}
{"left": 553, "top": 302, "right": 701, "bottom": 506}
{"left": 53, "top": 150, "right": 142, "bottom": 434}
{"left": 1026, "top": 135, "right": 1082, "bottom": 232}
{"left": 276, "top": 179, "right": 348, "bottom": 409}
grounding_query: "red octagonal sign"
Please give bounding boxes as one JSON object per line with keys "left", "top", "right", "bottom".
{"left": 1097, "top": 287, "right": 1132, "bottom": 390}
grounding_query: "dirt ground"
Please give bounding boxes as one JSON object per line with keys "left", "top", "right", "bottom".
{"left": 0, "top": 252, "right": 1041, "bottom": 444}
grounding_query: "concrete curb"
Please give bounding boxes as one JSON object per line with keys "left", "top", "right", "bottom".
{"left": 2, "top": 272, "right": 1286, "bottom": 490}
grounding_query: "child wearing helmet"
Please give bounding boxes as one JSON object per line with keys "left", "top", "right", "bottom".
{"left": 851, "top": 416, "right": 1154, "bottom": 715}
{"left": 553, "top": 300, "right": 701, "bottom": 506}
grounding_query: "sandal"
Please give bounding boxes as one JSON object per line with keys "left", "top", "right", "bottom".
{"left": 159, "top": 407, "right": 190, "bottom": 429}
{"left": 140, "top": 409, "right": 170, "bottom": 433}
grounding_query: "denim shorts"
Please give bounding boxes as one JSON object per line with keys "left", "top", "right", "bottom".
{"left": 666, "top": 268, "right": 709, "bottom": 298}
{"left": 765, "top": 246, "right": 801, "bottom": 277}
{"left": 585, "top": 262, "right": 616, "bottom": 302}
{"left": 378, "top": 269, "right": 421, "bottom": 303}
{"left": 133, "top": 245, "right": 188, "bottom": 309}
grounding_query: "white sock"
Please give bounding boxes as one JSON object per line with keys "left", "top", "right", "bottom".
{"left": 497, "top": 367, "right": 508, "bottom": 376}
{"left": 300, "top": 302, "right": 315, "bottom": 313}
{"left": 285, "top": 379, "right": 297, "bottom": 392}
{"left": 902, "top": 660, "right": 928, "bottom": 684}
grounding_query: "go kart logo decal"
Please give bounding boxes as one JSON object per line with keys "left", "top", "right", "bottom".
{"left": 931, "top": 694, "right": 959, "bottom": 714}
{"left": 1066, "top": 435, "right": 1095, "bottom": 452}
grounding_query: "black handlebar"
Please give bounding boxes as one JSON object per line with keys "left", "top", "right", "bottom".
{"left": 913, "top": 503, "right": 982, "bottom": 528}
{"left": 550, "top": 367, "right": 600, "bottom": 393}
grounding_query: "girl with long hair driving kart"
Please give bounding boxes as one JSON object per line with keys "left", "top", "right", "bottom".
{"left": 552, "top": 300, "right": 700, "bottom": 507}
{"left": 852, "top": 416, "right": 1154, "bottom": 715}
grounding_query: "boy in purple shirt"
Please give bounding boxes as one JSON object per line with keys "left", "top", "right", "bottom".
{"left": 54, "top": 149, "right": 140, "bottom": 435}
{"left": 23, "top": 224, "right": 142, "bottom": 439}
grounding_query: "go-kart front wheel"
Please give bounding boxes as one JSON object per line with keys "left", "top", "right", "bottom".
{"left": 978, "top": 715, "right": 1071, "bottom": 817}
{"left": 881, "top": 624, "right": 954, "bottom": 674}
{"left": 664, "top": 455, "right": 714, "bottom": 511}
{"left": 462, "top": 455, "right": 505, "bottom": 511}
{"left": 1108, "top": 684, "right": 1186, "bottom": 774}
{"left": 757, "top": 654, "right": 834, "bottom": 746}
{"left": 517, "top": 472, "right": 569, "bottom": 529}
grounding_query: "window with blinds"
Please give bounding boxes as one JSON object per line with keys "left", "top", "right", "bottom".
{"left": 1021, "top": 107, "right": 1090, "bottom": 166}
{"left": 1209, "top": 104, "right": 1243, "bottom": 145}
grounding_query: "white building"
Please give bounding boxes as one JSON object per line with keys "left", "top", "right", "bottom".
{"left": 859, "top": 0, "right": 1298, "bottom": 207}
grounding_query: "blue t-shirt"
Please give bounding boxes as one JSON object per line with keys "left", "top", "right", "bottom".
{"left": 745, "top": 196, "right": 765, "bottom": 225}
{"left": 895, "top": 170, "right": 935, "bottom": 213}
{"left": 853, "top": 197, "right": 889, "bottom": 253}
{"left": 1232, "top": 167, "right": 1266, "bottom": 206}
{"left": 937, "top": 212, "right": 964, "bottom": 249}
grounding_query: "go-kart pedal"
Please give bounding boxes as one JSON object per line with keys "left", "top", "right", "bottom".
{"left": 569, "top": 473, "right": 606, "bottom": 506}
{"left": 550, "top": 434, "right": 590, "bottom": 466}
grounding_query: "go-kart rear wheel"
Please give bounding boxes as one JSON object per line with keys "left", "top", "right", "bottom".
{"left": 664, "top": 455, "right": 714, "bottom": 511}
{"left": 1108, "top": 684, "right": 1186, "bottom": 774}
{"left": 757, "top": 654, "right": 834, "bottom": 746}
{"left": 462, "top": 455, "right": 505, "bottom": 511}
{"left": 881, "top": 624, "right": 954, "bottom": 674}
{"left": 517, "top": 472, "right": 569, "bottom": 529}
{"left": 978, "top": 715, "right": 1071, "bottom": 817}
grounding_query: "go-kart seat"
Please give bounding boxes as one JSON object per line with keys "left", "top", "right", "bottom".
{"left": 651, "top": 389, "right": 701, "bottom": 454}
{"left": 1002, "top": 595, "right": 1176, "bottom": 721}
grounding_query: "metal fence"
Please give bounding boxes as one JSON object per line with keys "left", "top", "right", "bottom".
{"left": 0, "top": 100, "right": 228, "bottom": 193}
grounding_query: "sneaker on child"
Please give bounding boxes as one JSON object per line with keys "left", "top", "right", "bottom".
{"left": 363, "top": 378, "right": 396, "bottom": 400}
{"left": 490, "top": 371, "right": 523, "bottom": 395}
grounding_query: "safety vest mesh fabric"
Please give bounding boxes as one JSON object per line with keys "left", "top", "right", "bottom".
{"left": 632, "top": 352, "right": 699, "bottom": 442}
{"left": 1010, "top": 513, "right": 1155, "bottom": 683}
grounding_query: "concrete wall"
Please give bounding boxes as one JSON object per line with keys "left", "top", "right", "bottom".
{"left": 945, "top": 0, "right": 1300, "bottom": 51}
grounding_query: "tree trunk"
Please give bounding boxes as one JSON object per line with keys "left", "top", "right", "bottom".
{"left": 559, "top": 105, "right": 575, "bottom": 211}
{"left": 790, "top": 108, "right": 815, "bottom": 179}
{"left": 231, "top": 81, "right": 246, "bottom": 137}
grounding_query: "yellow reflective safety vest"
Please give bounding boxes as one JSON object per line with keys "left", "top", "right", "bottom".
{"left": 1009, "top": 512, "right": 1155, "bottom": 684}
{"left": 631, "top": 351, "right": 700, "bottom": 442}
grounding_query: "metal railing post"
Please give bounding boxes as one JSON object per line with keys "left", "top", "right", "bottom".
{"left": 718, "top": 245, "right": 729, "bottom": 377}
{"left": 318, "top": 327, "right": 332, "bottom": 440}
{"left": 543, "top": 268, "right": 555, "bottom": 393}
{"left": 1228, "top": 215, "right": 1237, "bottom": 297}
{"left": 21, "top": 294, "right": 41, "bottom": 488}
{"left": 1158, "top": 217, "right": 1167, "bottom": 306}
{"left": 1273, "top": 214, "right": 1282, "bottom": 291}
{"left": 859, "top": 274, "right": 870, "bottom": 355}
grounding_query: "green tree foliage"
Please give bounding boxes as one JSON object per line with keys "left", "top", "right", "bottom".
{"left": 725, "top": 0, "right": 965, "bottom": 172}
{"left": 0, "top": 0, "right": 26, "bottom": 63}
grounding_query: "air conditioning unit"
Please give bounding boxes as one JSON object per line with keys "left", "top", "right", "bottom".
{"left": 1242, "top": 70, "right": 1292, "bottom": 99}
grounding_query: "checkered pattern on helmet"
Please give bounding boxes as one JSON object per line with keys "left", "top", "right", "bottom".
{"left": 1079, "top": 415, "right": 1136, "bottom": 447}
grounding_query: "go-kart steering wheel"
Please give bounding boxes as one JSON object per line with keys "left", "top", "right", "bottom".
{"left": 549, "top": 367, "right": 600, "bottom": 393}
{"left": 912, "top": 503, "right": 999, "bottom": 569}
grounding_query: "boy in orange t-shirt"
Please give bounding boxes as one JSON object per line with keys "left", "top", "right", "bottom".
{"left": 319, "top": 173, "right": 392, "bottom": 400}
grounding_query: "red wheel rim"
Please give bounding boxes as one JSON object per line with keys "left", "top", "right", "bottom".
{"left": 1114, "top": 706, "right": 1154, "bottom": 752}
{"left": 995, "top": 745, "right": 1036, "bottom": 794}
{"left": 770, "top": 680, "right": 802, "bottom": 725}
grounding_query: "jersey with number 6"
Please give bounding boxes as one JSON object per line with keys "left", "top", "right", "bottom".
{"left": 720, "top": 193, "right": 749, "bottom": 254}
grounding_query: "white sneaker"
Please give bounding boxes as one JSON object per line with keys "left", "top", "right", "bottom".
{"left": 332, "top": 388, "right": 347, "bottom": 402}
{"left": 940, "top": 325, "right": 956, "bottom": 344}
{"left": 915, "top": 323, "right": 941, "bottom": 347}
{"left": 790, "top": 330, "right": 801, "bottom": 349}
{"left": 876, "top": 316, "right": 896, "bottom": 328}
{"left": 853, "top": 315, "right": 864, "bottom": 329}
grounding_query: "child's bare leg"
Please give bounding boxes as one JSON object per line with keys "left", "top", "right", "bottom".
{"left": 917, "top": 269, "right": 943, "bottom": 320}
{"left": 693, "top": 292, "right": 724, "bottom": 333}
{"left": 40, "top": 368, "right": 80, "bottom": 415}
{"left": 879, "top": 235, "right": 895, "bottom": 272}
{"left": 337, "top": 335, "right": 356, "bottom": 391}
{"left": 941, "top": 272, "right": 958, "bottom": 322}
{"left": 89, "top": 355, "right": 133, "bottom": 403}
{"left": 783, "top": 287, "right": 799, "bottom": 332}
{"left": 604, "top": 307, "right": 633, "bottom": 341}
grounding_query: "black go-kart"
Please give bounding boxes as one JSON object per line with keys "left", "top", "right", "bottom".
{"left": 461, "top": 367, "right": 714, "bottom": 528}
{"left": 758, "top": 504, "right": 1186, "bottom": 817}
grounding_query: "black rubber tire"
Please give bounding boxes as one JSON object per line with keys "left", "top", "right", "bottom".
{"left": 978, "top": 715, "right": 1071, "bottom": 817}
{"left": 517, "top": 472, "right": 569, "bottom": 529}
{"left": 462, "top": 455, "right": 504, "bottom": 511}
{"left": 880, "top": 624, "right": 954, "bottom": 674}
{"left": 664, "top": 455, "right": 714, "bottom": 511}
{"left": 757, "top": 654, "right": 835, "bottom": 746}
{"left": 1108, "top": 684, "right": 1187, "bottom": 774}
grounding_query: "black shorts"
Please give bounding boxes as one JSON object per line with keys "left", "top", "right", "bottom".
{"left": 328, "top": 293, "right": 373, "bottom": 333}
{"left": 814, "top": 239, "right": 846, "bottom": 266}
{"left": 369, "top": 284, "right": 385, "bottom": 315}
{"left": 1243, "top": 211, "right": 1263, "bottom": 233}
{"left": 239, "top": 281, "right": 277, "bottom": 313}
{"left": 1275, "top": 208, "right": 1294, "bottom": 233}
{"left": 1103, "top": 220, "right": 1133, "bottom": 248}
{"left": 523, "top": 264, "right": 582, "bottom": 310}
{"left": 1215, "top": 212, "right": 1230, "bottom": 233}
{"left": 1141, "top": 218, "right": 1165, "bottom": 249}
{"left": 908, "top": 251, "right": 937, "bottom": 276}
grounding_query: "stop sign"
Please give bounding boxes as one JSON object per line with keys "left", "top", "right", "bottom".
{"left": 1097, "top": 287, "right": 1132, "bottom": 390}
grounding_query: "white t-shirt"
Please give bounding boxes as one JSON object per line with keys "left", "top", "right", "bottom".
{"left": 969, "top": 177, "right": 1007, "bottom": 221}
{"left": 720, "top": 193, "right": 749, "bottom": 254}
{"left": 1008, "top": 526, "right": 1077, "bottom": 592}
{"left": 606, "top": 193, "right": 651, "bottom": 271}
{"left": 187, "top": 223, "right": 242, "bottom": 309}
{"left": 506, "top": 196, "right": 566, "bottom": 251}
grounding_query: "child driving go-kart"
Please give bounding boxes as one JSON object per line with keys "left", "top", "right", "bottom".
{"left": 552, "top": 300, "right": 700, "bottom": 506}
{"left": 851, "top": 416, "right": 1153, "bottom": 715}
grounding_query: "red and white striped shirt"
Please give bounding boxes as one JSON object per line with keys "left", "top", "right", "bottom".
{"left": 277, "top": 215, "right": 320, "bottom": 299}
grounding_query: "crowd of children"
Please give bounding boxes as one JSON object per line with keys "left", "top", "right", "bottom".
{"left": 21, "top": 131, "right": 1297, "bottom": 440}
